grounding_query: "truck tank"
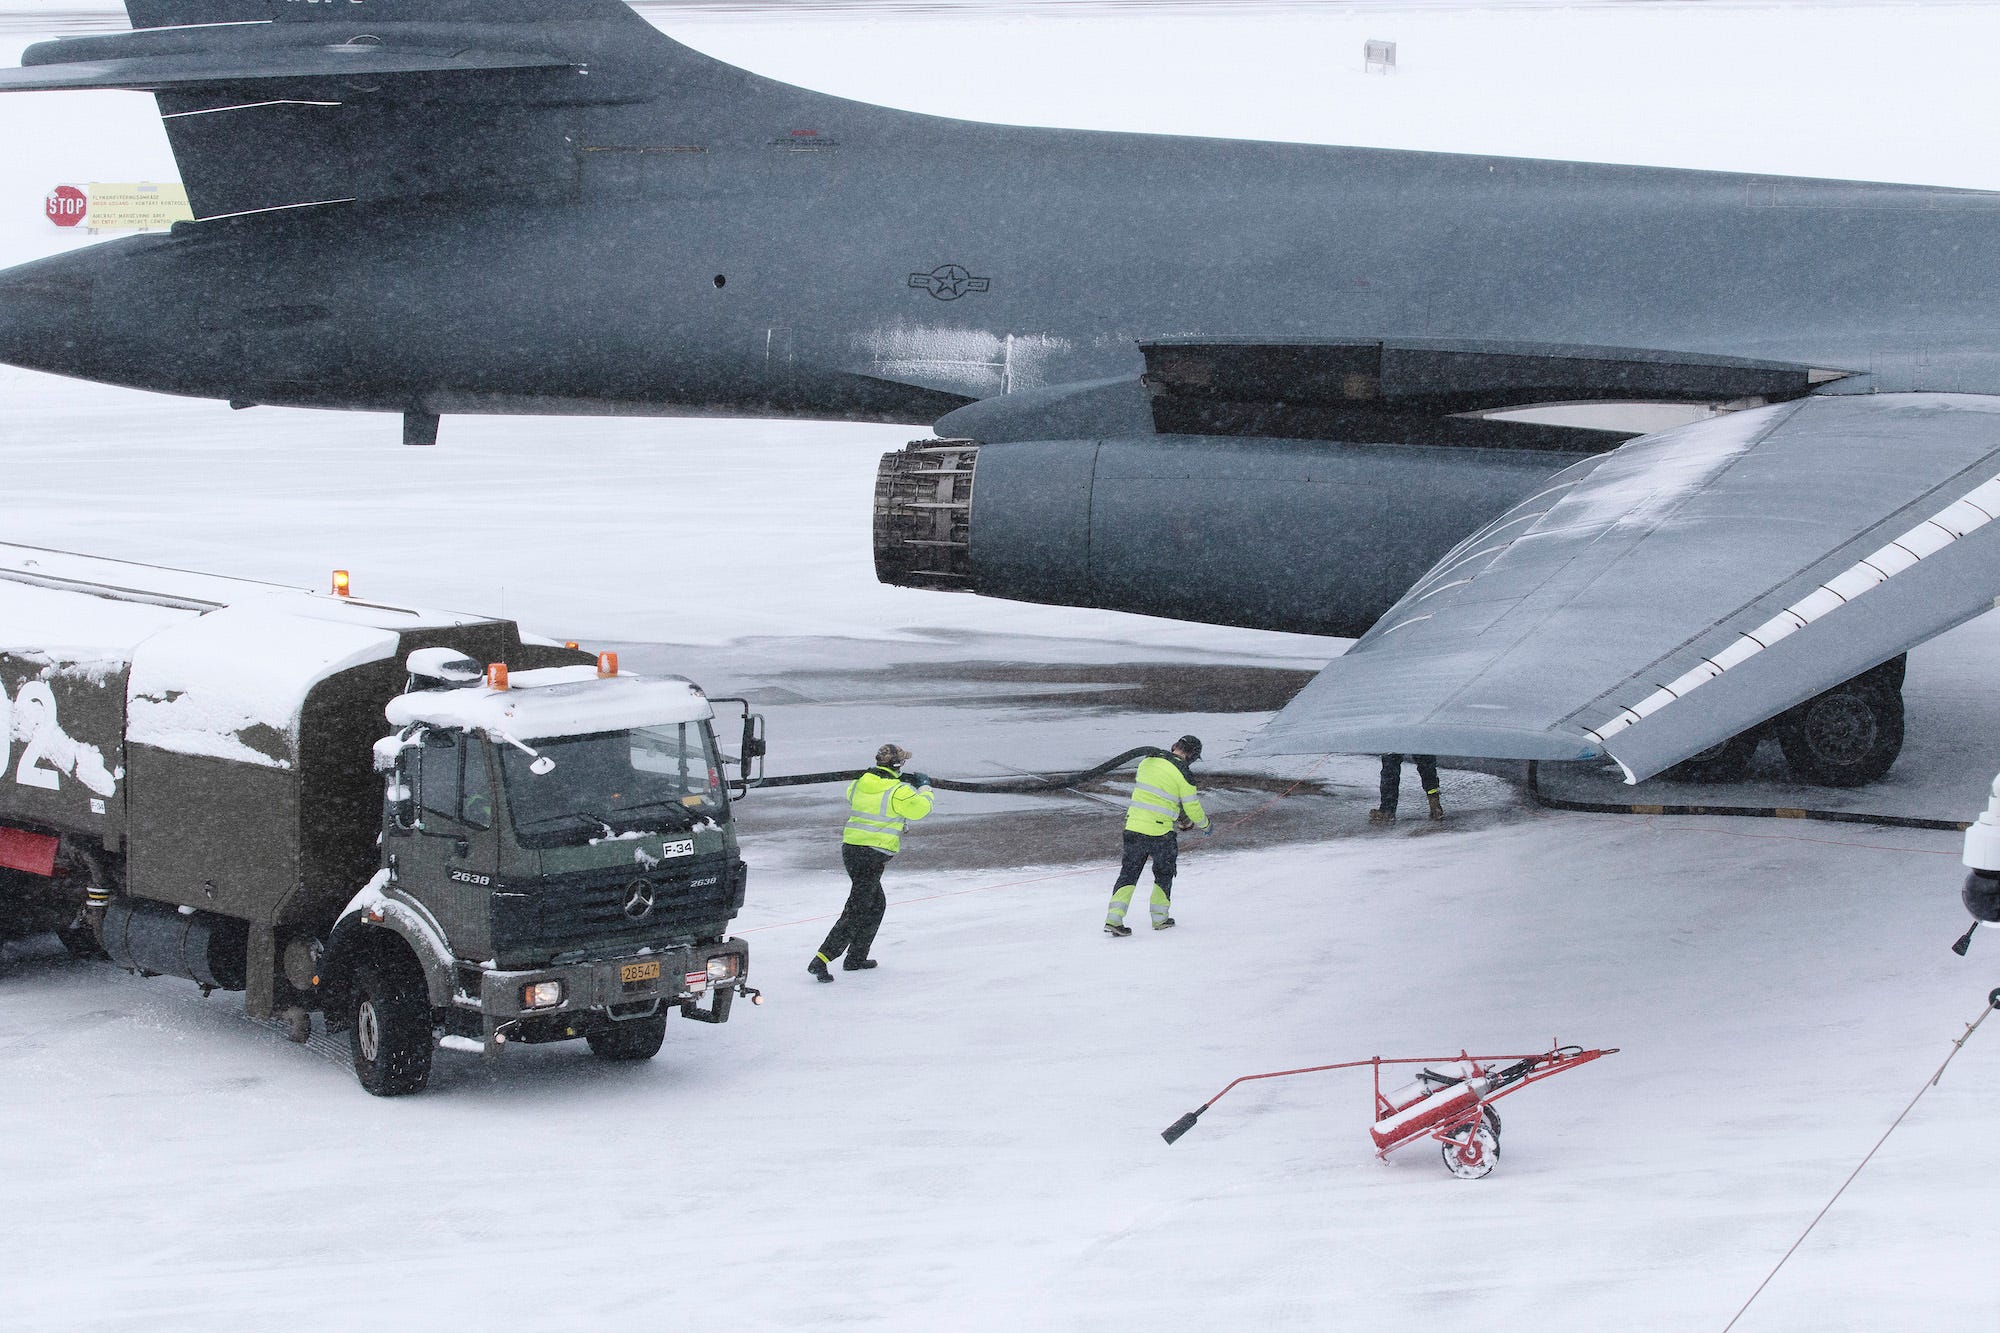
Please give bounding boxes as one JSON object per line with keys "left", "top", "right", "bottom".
{"left": 0, "top": 544, "right": 582, "bottom": 982}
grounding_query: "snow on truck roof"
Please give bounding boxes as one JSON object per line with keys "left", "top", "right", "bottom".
{"left": 0, "top": 578, "right": 194, "bottom": 672}
{"left": 127, "top": 600, "right": 406, "bottom": 768}
{"left": 385, "top": 667, "right": 712, "bottom": 741}
{"left": 1, "top": 544, "right": 511, "bottom": 769}
{"left": 0, "top": 544, "right": 495, "bottom": 650}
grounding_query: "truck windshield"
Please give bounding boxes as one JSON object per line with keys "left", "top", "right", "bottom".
{"left": 501, "top": 722, "right": 726, "bottom": 841}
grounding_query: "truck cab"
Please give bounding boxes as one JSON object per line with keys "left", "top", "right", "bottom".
{"left": 322, "top": 650, "right": 757, "bottom": 1093}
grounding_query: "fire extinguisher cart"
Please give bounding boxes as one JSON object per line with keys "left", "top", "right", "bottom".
{"left": 1162, "top": 1044, "right": 1616, "bottom": 1179}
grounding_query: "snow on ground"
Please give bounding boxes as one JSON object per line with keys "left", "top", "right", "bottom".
{"left": 4, "top": 783, "right": 1995, "bottom": 1330}
{"left": 3, "top": 2, "right": 2000, "bottom": 1329}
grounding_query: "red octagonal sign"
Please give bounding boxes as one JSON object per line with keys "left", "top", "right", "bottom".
{"left": 46, "top": 184, "right": 87, "bottom": 227}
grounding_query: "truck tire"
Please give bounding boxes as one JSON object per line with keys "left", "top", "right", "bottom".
{"left": 350, "top": 959, "right": 434, "bottom": 1096}
{"left": 1776, "top": 680, "right": 1904, "bottom": 788}
{"left": 586, "top": 1014, "right": 667, "bottom": 1062}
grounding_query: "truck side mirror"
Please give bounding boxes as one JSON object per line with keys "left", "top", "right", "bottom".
{"left": 386, "top": 770, "right": 417, "bottom": 831}
{"left": 705, "top": 698, "right": 765, "bottom": 798}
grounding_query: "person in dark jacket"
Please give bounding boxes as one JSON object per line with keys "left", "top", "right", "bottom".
{"left": 1371, "top": 753, "right": 1443, "bottom": 824}
{"left": 809, "top": 743, "right": 934, "bottom": 981}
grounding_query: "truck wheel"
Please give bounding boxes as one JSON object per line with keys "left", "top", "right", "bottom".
{"left": 1776, "top": 680, "right": 1903, "bottom": 787}
{"left": 586, "top": 1015, "right": 667, "bottom": 1062}
{"left": 350, "top": 959, "right": 434, "bottom": 1096}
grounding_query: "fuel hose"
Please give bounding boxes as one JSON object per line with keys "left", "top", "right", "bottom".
{"left": 751, "top": 746, "right": 1168, "bottom": 794}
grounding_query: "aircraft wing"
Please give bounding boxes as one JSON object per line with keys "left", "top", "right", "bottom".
{"left": 1245, "top": 393, "right": 2000, "bottom": 782}
{"left": 0, "top": 48, "right": 576, "bottom": 95}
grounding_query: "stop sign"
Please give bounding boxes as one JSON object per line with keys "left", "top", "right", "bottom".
{"left": 45, "top": 185, "right": 86, "bottom": 227}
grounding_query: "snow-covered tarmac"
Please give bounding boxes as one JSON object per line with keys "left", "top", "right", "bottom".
{"left": 4, "top": 3, "right": 2000, "bottom": 1329}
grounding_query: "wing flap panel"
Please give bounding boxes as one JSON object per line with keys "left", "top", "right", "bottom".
{"left": 1140, "top": 337, "right": 1841, "bottom": 414}
{"left": 1249, "top": 394, "right": 2000, "bottom": 779}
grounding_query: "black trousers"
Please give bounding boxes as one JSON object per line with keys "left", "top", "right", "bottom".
{"left": 819, "top": 843, "right": 892, "bottom": 963}
{"left": 1378, "top": 754, "right": 1440, "bottom": 814}
{"left": 1116, "top": 828, "right": 1179, "bottom": 895}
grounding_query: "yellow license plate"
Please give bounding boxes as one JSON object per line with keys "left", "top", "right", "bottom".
{"left": 620, "top": 960, "right": 661, "bottom": 984}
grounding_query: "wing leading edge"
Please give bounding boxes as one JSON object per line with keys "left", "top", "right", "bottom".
{"left": 0, "top": 49, "right": 576, "bottom": 95}
{"left": 1246, "top": 393, "right": 2000, "bottom": 782}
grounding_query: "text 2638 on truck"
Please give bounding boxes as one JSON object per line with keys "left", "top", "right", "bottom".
{"left": 0, "top": 546, "right": 766, "bottom": 1095}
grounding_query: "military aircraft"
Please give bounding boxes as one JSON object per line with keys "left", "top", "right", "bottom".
{"left": 4, "top": 0, "right": 1999, "bottom": 787}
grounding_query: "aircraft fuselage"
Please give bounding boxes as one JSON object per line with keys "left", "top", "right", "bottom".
{"left": 4, "top": 116, "right": 2000, "bottom": 419}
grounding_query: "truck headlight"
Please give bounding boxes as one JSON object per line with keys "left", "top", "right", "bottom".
{"left": 522, "top": 980, "right": 564, "bottom": 1009}
{"left": 706, "top": 954, "right": 740, "bottom": 984}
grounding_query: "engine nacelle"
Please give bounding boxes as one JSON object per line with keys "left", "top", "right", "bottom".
{"left": 874, "top": 434, "right": 1578, "bottom": 636}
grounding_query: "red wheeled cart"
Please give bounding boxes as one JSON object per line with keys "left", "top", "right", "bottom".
{"left": 1162, "top": 1044, "right": 1616, "bottom": 1178}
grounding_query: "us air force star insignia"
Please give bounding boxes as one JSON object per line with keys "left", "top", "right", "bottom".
{"left": 908, "top": 263, "right": 990, "bottom": 300}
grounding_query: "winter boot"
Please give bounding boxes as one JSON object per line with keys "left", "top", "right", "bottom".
{"left": 842, "top": 957, "right": 879, "bottom": 971}
{"left": 1368, "top": 807, "right": 1395, "bottom": 826}
{"left": 1104, "top": 922, "right": 1133, "bottom": 937}
{"left": 1154, "top": 917, "right": 1177, "bottom": 931}
{"left": 808, "top": 955, "right": 834, "bottom": 983}
{"left": 1427, "top": 792, "right": 1446, "bottom": 822}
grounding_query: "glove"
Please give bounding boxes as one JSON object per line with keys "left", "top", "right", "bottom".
{"left": 904, "top": 771, "right": 932, "bottom": 790}
{"left": 1174, "top": 815, "right": 1193, "bottom": 832}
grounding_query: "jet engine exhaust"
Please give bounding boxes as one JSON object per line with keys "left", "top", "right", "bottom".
{"left": 873, "top": 440, "right": 978, "bottom": 592}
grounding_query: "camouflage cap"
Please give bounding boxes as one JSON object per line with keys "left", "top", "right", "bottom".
{"left": 875, "top": 743, "right": 913, "bottom": 768}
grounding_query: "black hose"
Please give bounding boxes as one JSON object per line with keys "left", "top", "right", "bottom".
{"left": 1525, "top": 761, "right": 1970, "bottom": 832}
{"left": 753, "top": 746, "right": 1169, "bottom": 794}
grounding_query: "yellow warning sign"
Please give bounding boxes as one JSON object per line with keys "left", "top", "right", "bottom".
{"left": 82, "top": 182, "right": 192, "bottom": 232}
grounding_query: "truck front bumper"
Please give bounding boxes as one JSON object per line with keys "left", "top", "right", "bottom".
{"left": 456, "top": 937, "right": 751, "bottom": 1051}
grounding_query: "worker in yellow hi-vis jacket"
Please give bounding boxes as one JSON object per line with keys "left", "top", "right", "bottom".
{"left": 810, "top": 743, "right": 934, "bottom": 981}
{"left": 1105, "top": 735, "right": 1210, "bottom": 937}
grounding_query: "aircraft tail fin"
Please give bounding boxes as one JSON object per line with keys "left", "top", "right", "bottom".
{"left": 5, "top": 0, "right": 723, "bottom": 218}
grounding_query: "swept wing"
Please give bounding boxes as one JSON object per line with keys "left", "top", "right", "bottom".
{"left": 0, "top": 48, "right": 576, "bottom": 95}
{"left": 1246, "top": 393, "right": 2000, "bottom": 781}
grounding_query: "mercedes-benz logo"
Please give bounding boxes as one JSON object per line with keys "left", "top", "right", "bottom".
{"left": 623, "top": 880, "right": 656, "bottom": 919}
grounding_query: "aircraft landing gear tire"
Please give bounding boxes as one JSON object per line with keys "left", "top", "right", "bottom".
{"left": 1776, "top": 680, "right": 1904, "bottom": 788}
{"left": 1664, "top": 733, "right": 1760, "bottom": 784}
{"left": 350, "top": 959, "right": 435, "bottom": 1096}
{"left": 1441, "top": 1122, "right": 1499, "bottom": 1179}
{"left": 587, "top": 1014, "right": 667, "bottom": 1062}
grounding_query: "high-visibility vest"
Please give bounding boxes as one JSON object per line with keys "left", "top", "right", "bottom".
{"left": 1125, "top": 754, "right": 1208, "bottom": 835}
{"left": 842, "top": 766, "right": 934, "bottom": 853}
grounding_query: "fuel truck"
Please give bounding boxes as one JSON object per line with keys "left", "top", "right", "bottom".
{"left": 0, "top": 545, "right": 764, "bottom": 1094}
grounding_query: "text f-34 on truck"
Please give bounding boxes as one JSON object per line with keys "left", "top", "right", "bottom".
{"left": 0, "top": 545, "right": 767, "bottom": 1095}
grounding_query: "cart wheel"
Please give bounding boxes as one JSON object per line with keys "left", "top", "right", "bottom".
{"left": 1482, "top": 1104, "right": 1501, "bottom": 1152}
{"left": 1441, "top": 1123, "right": 1499, "bottom": 1179}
